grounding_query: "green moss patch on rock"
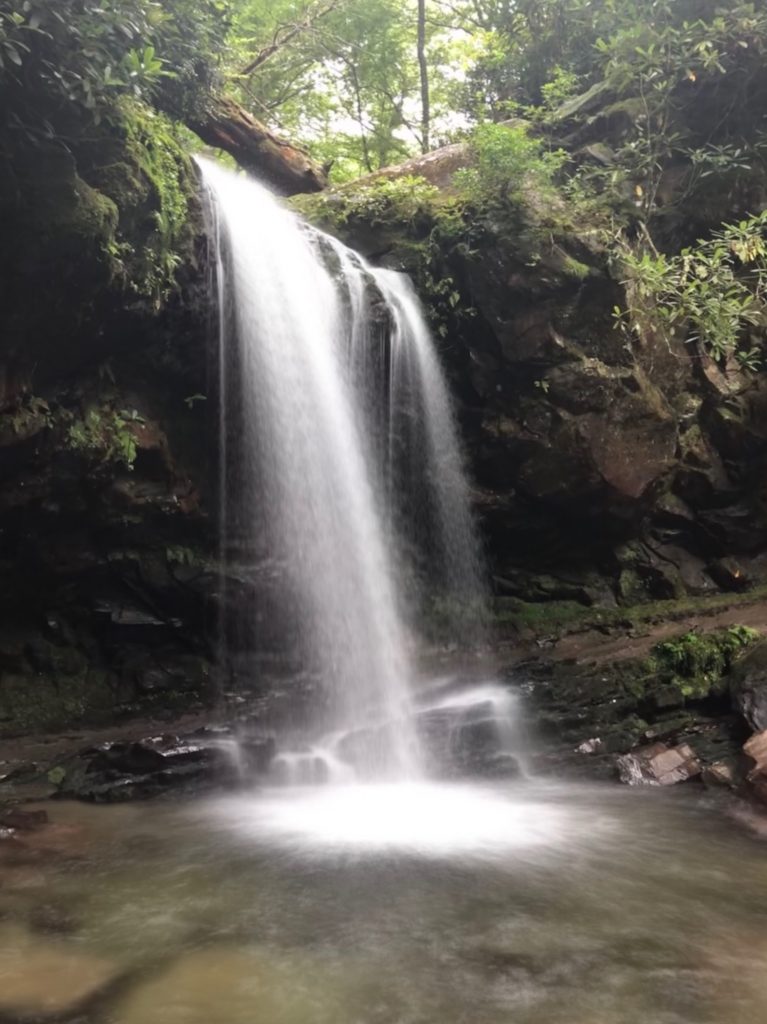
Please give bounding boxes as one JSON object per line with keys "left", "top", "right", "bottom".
{"left": 648, "top": 625, "right": 760, "bottom": 705}
{"left": 90, "top": 99, "right": 198, "bottom": 306}
{"left": 522, "top": 622, "right": 760, "bottom": 778}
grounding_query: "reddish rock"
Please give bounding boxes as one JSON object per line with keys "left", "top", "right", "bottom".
{"left": 744, "top": 729, "right": 767, "bottom": 774}
{"left": 617, "top": 741, "right": 702, "bottom": 786}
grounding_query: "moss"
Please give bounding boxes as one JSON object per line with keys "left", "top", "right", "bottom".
{"left": 601, "top": 97, "right": 647, "bottom": 123}
{"left": 526, "top": 623, "right": 760, "bottom": 758}
{"left": 561, "top": 254, "right": 593, "bottom": 279}
{"left": 495, "top": 597, "right": 598, "bottom": 632}
{"left": 646, "top": 624, "right": 760, "bottom": 704}
{"left": 494, "top": 585, "right": 767, "bottom": 640}
{"left": 68, "top": 176, "right": 119, "bottom": 242}
{"left": 292, "top": 174, "right": 447, "bottom": 233}
{"left": 0, "top": 665, "right": 115, "bottom": 737}
{"left": 93, "top": 99, "right": 196, "bottom": 306}
{"left": 93, "top": 160, "right": 150, "bottom": 224}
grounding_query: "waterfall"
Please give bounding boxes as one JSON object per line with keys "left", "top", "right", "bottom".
{"left": 198, "top": 158, "right": 485, "bottom": 781}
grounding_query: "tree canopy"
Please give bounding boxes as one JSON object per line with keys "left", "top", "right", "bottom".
{"left": 3, "top": 0, "right": 766, "bottom": 184}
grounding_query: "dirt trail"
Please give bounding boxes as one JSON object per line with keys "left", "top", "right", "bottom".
{"left": 499, "top": 597, "right": 767, "bottom": 668}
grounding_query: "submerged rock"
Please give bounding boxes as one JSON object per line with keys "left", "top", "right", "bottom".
{"left": 109, "top": 948, "right": 350, "bottom": 1024}
{"left": 0, "top": 922, "right": 120, "bottom": 1020}
{"left": 0, "top": 808, "right": 48, "bottom": 830}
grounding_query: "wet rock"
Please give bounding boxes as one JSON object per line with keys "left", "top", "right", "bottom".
{"left": 730, "top": 641, "right": 767, "bottom": 731}
{"left": 616, "top": 742, "right": 702, "bottom": 786}
{"left": 0, "top": 808, "right": 48, "bottom": 830}
{"left": 742, "top": 730, "right": 767, "bottom": 806}
{"left": 744, "top": 729, "right": 767, "bottom": 774}
{"left": 415, "top": 687, "right": 523, "bottom": 778}
{"left": 701, "top": 758, "right": 743, "bottom": 789}
{"left": 576, "top": 737, "right": 603, "bottom": 755}
{"left": 50, "top": 729, "right": 276, "bottom": 802}
{"left": 85, "top": 736, "right": 202, "bottom": 774}
{"left": 234, "top": 735, "right": 276, "bottom": 774}
{"left": 707, "top": 556, "right": 750, "bottom": 592}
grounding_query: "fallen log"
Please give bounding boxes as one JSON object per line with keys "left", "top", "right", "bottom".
{"left": 189, "top": 96, "right": 326, "bottom": 196}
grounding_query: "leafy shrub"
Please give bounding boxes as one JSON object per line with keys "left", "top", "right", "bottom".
{"left": 66, "top": 407, "right": 143, "bottom": 470}
{"left": 453, "top": 122, "right": 567, "bottom": 207}
{"left": 0, "top": 0, "right": 230, "bottom": 141}
{"left": 294, "top": 175, "right": 443, "bottom": 230}
{"left": 618, "top": 211, "right": 767, "bottom": 368}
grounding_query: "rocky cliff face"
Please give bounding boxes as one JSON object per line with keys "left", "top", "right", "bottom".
{"left": 299, "top": 136, "right": 767, "bottom": 623}
{"left": 456, "top": 227, "right": 767, "bottom": 611}
{"left": 0, "top": 126, "right": 217, "bottom": 735}
{"left": 5, "top": 79, "right": 767, "bottom": 742}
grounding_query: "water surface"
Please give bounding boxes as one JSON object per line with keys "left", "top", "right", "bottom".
{"left": 3, "top": 781, "right": 767, "bottom": 1024}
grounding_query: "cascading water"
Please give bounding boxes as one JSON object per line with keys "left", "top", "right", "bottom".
{"left": 199, "top": 157, "right": 490, "bottom": 786}
{"left": 320, "top": 239, "right": 487, "bottom": 640}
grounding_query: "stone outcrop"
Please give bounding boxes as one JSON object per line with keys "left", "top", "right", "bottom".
{"left": 517, "top": 620, "right": 760, "bottom": 785}
{"left": 729, "top": 641, "right": 767, "bottom": 732}
{"left": 0, "top": 119, "right": 218, "bottom": 735}
{"left": 308, "top": 135, "right": 767, "bottom": 616}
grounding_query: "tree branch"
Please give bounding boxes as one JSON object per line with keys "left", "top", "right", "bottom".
{"left": 188, "top": 96, "right": 327, "bottom": 195}
{"left": 241, "top": 0, "right": 343, "bottom": 77}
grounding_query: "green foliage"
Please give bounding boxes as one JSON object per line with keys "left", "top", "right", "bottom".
{"left": 539, "top": 66, "right": 581, "bottom": 114}
{"left": 113, "top": 100, "right": 192, "bottom": 303}
{"left": 8, "top": 395, "right": 52, "bottom": 435}
{"left": 165, "top": 545, "right": 201, "bottom": 567}
{"left": 0, "top": 0, "right": 230, "bottom": 140}
{"left": 47, "top": 766, "right": 66, "bottom": 787}
{"left": 619, "top": 212, "right": 767, "bottom": 367}
{"left": 294, "top": 174, "right": 443, "bottom": 230}
{"left": 66, "top": 407, "right": 143, "bottom": 471}
{"left": 651, "top": 625, "right": 759, "bottom": 698}
{"left": 595, "top": 2, "right": 767, "bottom": 215}
{"left": 229, "top": 0, "right": 435, "bottom": 177}
{"left": 454, "top": 122, "right": 567, "bottom": 207}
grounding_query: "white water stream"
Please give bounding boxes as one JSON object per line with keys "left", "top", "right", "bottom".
{"left": 199, "top": 157, "right": 488, "bottom": 787}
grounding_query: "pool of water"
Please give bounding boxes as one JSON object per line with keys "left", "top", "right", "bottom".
{"left": 2, "top": 780, "right": 767, "bottom": 1024}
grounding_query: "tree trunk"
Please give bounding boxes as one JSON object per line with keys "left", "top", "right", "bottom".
{"left": 188, "top": 96, "right": 327, "bottom": 195}
{"left": 417, "top": 0, "right": 430, "bottom": 154}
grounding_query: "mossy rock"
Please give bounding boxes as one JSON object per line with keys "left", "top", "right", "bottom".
{"left": 0, "top": 666, "right": 116, "bottom": 737}
{"left": 646, "top": 625, "right": 760, "bottom": 708}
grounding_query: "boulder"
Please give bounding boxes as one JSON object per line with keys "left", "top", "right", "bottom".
{"left": 616, "top": 742, "right": 702, "bottom": 786}
{"left": 744, "top": 729, "right": 767, "bottom": 774}
{"left": 742, "top": 729, "right": 767, "bottom": 806}
{"left": 730, "top": 641, "right": 767, "bottom": 731}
